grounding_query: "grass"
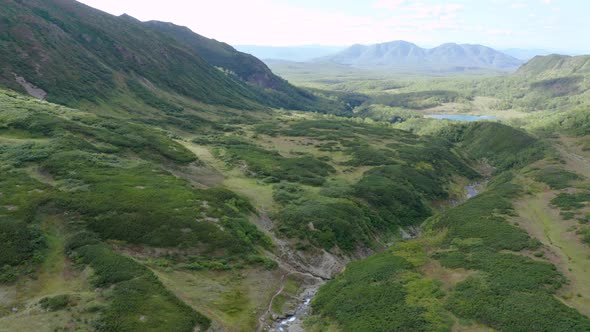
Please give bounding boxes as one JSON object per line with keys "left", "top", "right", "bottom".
{"left": 514, "top": 192, "right": 590, "bottom": 316}
{"left": 70, "top": 242, "right": 210, "bottom": 331}
{"left": 271, "top": 276, "right": 300, "bottom": 315}
{"left": 153, "top": 268, "right": 283, "bottom": 331}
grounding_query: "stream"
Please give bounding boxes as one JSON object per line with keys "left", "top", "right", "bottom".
{"left": 466, "top": 182, "right": 482, "bottom": 199}
{"left": 271, "top": 285, "right": 320, "bottom": 332}
{"left": 268, "top": 181, "right": 486, "bottom": 331}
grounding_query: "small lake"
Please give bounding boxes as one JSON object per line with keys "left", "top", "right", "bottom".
{"left": 426, "top": 114, "right": 498, "bottom": 121}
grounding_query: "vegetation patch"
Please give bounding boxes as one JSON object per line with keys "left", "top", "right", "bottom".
{"left": 312, "top": 246, "right": 452, "bottom": 331}
{"left": 535, "top": 166, "right": 582, "bottom": 189}
{"left": 39, "top": 294, "right": 72, "bottom": 311}
{"left": 68, "top": 239, "right": 211, "bottom": 332}
{"left": 211, "top": 137, "right": 335, "bottom": 185}
{"left": 551, "top": 192, "right": 590, "bottom": 210}
{"left": 439, "top": 122, "right": 546, "bottom": 172}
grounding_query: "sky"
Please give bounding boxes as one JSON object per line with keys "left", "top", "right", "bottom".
{"left": 77, "top": 0, "right": 589, "bottom": 52}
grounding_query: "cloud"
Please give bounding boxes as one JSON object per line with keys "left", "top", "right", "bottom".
{"left": 76, "top": 0, "right": 570, "bottom": 49}
{"left": 373, "top": 0, "right": 406, "bottom": 10}
{"left": 487, "top": 28, "right": 514, "bottom": 35}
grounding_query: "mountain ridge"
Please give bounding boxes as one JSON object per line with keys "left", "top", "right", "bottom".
{"left": 318, "top": 40, "right": 523, "bottom": 72}
{"left": 516, "top": 54, "right": 590, "bottom": 77}
{"left": 0, "top": 0, "right": 322, "bottom": 112}
{"left": 142, "top": 20, "right": 319, "bottom": 110}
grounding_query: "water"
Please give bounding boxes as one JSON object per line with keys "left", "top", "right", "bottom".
{"left": 450, "top": 181, "right": 486, "bottom": 207}
{"left": 272, "top": 288, "right": 319, "bottom": 332}
{"left": 426, "top": 114, "right": 498, "bottom": 122}
{"left": 465, "top": 183, "right": 481, "bottom": 199}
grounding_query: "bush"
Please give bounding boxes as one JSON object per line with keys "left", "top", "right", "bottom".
{"left": 535, "top": 167, "right": 581, "bottom": 189}
{"left": 277, "top": 199, "right": 380, "bottom": 251}
{"left": 551, "top": 192, "right": 590, "bottom": 210}
{"left": 216, "top": 138, "right": 335, "bottom": 185}
{"left": 313, "top": 249, "right": 451, "bottom": 331}
{"left": 40, "top": 294, "right": 71, "bottom": 311}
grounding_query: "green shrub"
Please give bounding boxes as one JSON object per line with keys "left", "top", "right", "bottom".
{"left": 277, "top": 199, "right": 380, "bottom": 251}
{"left": 0, "top": 220, "right": 45, "bottom": 267}
{"left": 439, "top": 122, "right": 546, "bottom": 172}
{"left": 551, "top": 192, "right": 590, "bottom": 210}
{"left": 535, "top": 167, "right": 582, "bottom": 189}
{"left": 40, "top": 294, "right": 71, "bottom": 311}
{"left": 313, "top": 249, "right": 452, "bottom": 331}
{"left": 216, "top": 138, "right": 334, "bottom": 185}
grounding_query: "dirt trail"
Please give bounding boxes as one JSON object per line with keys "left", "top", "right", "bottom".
{"left": 256, "top": 273, "right": 289, "bottom": 332}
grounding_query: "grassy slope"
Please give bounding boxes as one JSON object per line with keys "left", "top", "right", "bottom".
{"left": 0, "top": 89, "right": 277, "bottom": 331}
{"left": 513, "top": 134, "right": 590, "bottom": 316}
{"left": 309, "top": 123, "right": 590, "bottom": 331}
{"left": 0, "top": 88, "right": 484, "bottom": 331}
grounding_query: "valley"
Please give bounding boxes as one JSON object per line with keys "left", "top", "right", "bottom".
{"left": 0, "top": 1, "right": 589, "bottom": 332}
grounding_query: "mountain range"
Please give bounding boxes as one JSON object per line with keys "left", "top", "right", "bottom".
{"left": 318, "top": 40, "right": 523, "bottom": 72}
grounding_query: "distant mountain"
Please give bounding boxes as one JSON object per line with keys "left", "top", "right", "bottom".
{"left": 234, "top": 45, "right": 346, "bottom": 62}
{"left": 0, "top": 0, "right": 318, "bottom": 111}
{"left": 320, "top": 41, "right": 523, "bottom": 72}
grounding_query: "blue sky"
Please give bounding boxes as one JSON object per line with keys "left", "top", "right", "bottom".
{"left": 78, "top": 0, "right": 589, "bottom": 52}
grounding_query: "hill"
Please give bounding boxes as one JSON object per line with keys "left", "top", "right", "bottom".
{"left": 319, "top": 40, "right": 523, "bottom": 72}
{"left": 516, "top": 54, "right": 590, "bottom": 77}
{"left": 0, "top": 0, "right": 322, "bottom": 111}
{"left": 142, "top": 21, "right": 320, "bottom": 110}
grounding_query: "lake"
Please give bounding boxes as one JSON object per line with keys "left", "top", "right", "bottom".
{"left": 426, "top": 114, "right": 498, "bottom": 121}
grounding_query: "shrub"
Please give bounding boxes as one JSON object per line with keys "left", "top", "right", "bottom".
{"left": 535, "top": 167, "right": 581, "bottom": 189}
{"left": 40, "top": 294, "right": 71, "bottom": 311}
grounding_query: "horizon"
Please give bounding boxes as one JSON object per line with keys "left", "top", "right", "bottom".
{"left": 76, "top": 0, "right": 590, "bottom": 54}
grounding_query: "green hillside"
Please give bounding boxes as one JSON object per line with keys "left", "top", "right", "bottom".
{"left": 310, "top": 123, "right": 590, "bottom": 331}
{"left": 1, "top": 1, "right": 590, "bottom": 331}
{"left": 143, "top": 21, "right": 319, "bottom": 111}
{"left": 516, "top": 54, "right": 590, "bottom": 77}
{"left": 0, "top": 0, "right": 327, "bottom": 112}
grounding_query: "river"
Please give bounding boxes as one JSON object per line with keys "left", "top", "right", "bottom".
{"left": 268, "top": 181, "right": 486, "bottom": 331}
{"left": 271, "top": 285, "right": 319, "bottom": 332}
{"left": 426, "top": 114, "right": 498, "bottom": 121}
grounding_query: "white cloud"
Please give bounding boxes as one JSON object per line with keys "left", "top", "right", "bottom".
{"left": 78, "top": 0, "right": 467, "bottom": 45}
{"left": 373, "top": 0, "right": 406, "bottom": 10}
{"left": 487, "top": 28, "right": 514, "bottom": 35}
{"left": 74, "top": 0, "right": 582, "bottom": 51}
